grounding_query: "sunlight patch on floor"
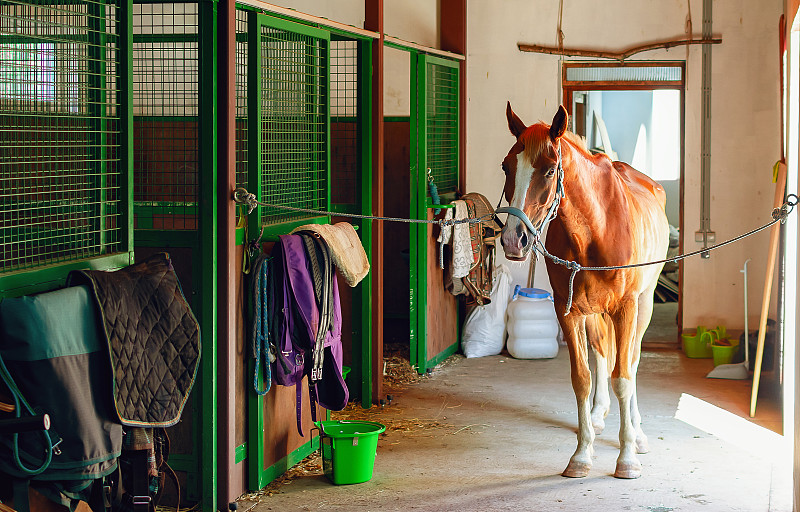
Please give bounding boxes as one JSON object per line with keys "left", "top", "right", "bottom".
{"left": 674, "top": 393, "right": 787, "bottom": 461}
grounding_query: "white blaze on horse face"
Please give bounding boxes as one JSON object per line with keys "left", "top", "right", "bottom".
{"left": 508, "top": 152, "right": 536, "bottom": 228}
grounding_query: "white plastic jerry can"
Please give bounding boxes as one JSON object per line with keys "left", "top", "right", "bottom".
{"left": 506, "top": 285, "right": 559, "bottom": 359}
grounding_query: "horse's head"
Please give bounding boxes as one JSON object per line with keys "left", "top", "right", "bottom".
{"left": 499, "top": 103, "right": 568, "bottom": 261}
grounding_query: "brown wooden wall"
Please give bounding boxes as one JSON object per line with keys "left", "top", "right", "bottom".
{"left": 383, "top": 120, "right": 411, "bottom": 348}
{"left": 426, "top": 210, "right": 458, "bottom": 360}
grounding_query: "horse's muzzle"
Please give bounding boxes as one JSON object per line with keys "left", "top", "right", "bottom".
{"left": 500, "top": 222, "right": 533, "bottom": 261}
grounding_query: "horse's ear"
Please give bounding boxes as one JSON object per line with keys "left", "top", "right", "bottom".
{"left": 549, "top": 105, "right": 568, "bottom": 141}
{"left": 506, "top": 101, "right": 527, "bottom": 138}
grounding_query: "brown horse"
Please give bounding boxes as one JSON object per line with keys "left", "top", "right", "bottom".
{"left": 499, "top": 103, "right": 669, "bottom": 479}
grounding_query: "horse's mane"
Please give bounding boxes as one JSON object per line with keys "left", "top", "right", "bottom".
{"left": 562, "top": 131, "right": 589, "bottom": 152}
{"left": 523, "top": 122, "right": 593, "bottom": 162}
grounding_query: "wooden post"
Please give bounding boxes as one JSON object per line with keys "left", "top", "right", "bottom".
{"left": 440, "top": 0, "right": 466, "bottom": 191}
{"left": 217, "top": 0, "right": 241, "bottom": 504}
{"left": 365, "top": 0, "right": 384, "bottom": 404}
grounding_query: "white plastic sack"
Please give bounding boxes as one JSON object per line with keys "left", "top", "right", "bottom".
{"left": 461, "top": 265, "right": 513, "bottom": 358}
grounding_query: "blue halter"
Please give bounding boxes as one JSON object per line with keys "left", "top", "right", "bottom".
{"left": 496, "top": 144, "right": 564, "bottom": 241}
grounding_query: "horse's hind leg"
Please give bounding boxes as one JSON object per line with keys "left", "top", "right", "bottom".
{"left": 587, "top": 314, "right": 610, "bottom": 435}
{"left": 629, "top": 356, "right": 648, "bottom": 454}
{"left": 630, "top": 286, "right": 659, "bottom": 454}
{"left": 610, "top": 301, "right": 642, "bottom": 479}
{"left": 562, "top": 314, "right": 595, "bottom": 478}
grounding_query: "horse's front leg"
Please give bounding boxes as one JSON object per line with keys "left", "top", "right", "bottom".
{"left": 561, "top": 313, "right": 594, "bottom": 478}
{"left": 610, "top": 301, "right": 642, "bottom": 479}
{"left": 586, "top": 314, "right": 611, "bottom": 435}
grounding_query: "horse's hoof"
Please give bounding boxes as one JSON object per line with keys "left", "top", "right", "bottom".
{"left": 636, "top": 436, "right": 650, "bottom": 454}
{"left": 614, "top": 462, "right": 642, "bottom": 479}
{"left": 562, "top": 461, "right": 591, "bottom": 478}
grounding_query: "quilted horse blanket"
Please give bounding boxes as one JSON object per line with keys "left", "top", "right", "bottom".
{"left": 67, "top": 253, "right": 200, "bottom": 428}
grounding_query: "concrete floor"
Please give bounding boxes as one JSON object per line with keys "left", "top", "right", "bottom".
{"left": 237, "top": 343, "right": 791, "bottom": 512}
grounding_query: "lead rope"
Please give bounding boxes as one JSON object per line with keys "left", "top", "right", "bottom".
{"left": 233, "top": 184, "right": 798, "bottom": 317}
{"left": 536, "top": 194, "right": 798, "bottom": 315}
{"left": 232, "top": 188, "right": 495, "bottom": 228}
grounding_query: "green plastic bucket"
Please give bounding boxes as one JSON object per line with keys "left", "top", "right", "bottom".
{"left": 314, "top": 420, "right": 385, "bottom": 485}
{"left": 681, "top": 326, "right": 713, "bottom": 358}
{"left": 711, "top": 339, "right": 739, "bottom": 366}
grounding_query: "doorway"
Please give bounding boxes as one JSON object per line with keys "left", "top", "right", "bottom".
{"left": 563, "top": 61, "right": 685, "bottom": 346}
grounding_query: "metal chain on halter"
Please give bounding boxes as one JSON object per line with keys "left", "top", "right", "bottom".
{"left": 232, "top": 188, "right": 495, "bottom": 228}
{"left": 535, "top": 194, "right": 799, "bottom": 315}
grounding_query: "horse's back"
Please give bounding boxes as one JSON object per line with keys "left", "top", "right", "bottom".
{"left": 611, "top": 161, "right": 669, "bottom": 291}
{"left": 612, "top": 161, "right": 667, "bottom": 209}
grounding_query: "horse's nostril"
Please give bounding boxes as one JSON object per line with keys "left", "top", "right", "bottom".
{"left": 520, "top": 232, "right": 528, "bottom": 248}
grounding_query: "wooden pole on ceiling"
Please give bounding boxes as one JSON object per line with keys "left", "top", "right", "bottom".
{"left": 365, "top": 0, "right": 384, "bottom": 405}
{"left": 518, "top": 38, "right": 722, "bottom": 61}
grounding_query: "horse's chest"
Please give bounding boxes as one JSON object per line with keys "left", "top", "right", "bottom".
{"left": 548, "top": 260, "right": 639, "bottom": 313}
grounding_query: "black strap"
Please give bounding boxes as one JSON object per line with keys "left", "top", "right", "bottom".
{"left": 295, "top": 381, "right": 304, "bottom": 436}
{"left": 128, "top": 448, "right": 151, "bottom": 512}
{"left": 11, "top": 478, "right": 30, "bottom": 512}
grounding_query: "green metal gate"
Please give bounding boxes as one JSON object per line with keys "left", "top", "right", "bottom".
{"left": 237, "top": 9, "right": 373, "bottom": 490}
{"left": 0, "top": 0, "right": 133, "bottom": 294}
{"left": 243, "top": 11, "right": 330, "bottom": 492}
{"left": 246, "top": 13, "right": 329, "bottom": 235}
{"left": 329, "top": 34, "right": 372, "bottom": 408}
{"left": 409, "top": 53, "right": 460, "bottom": 373}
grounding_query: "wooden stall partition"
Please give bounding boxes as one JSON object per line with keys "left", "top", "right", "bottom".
{"left": 234, "top": 242, "right": 248, "bottom": 477}
{"left": 382, "top": 120, "right": 412, "bottom": 354}
{"left": 245, "top": 239, "right": 329, "bottom": 491}
{"left": 425, "top": 211, "right": 459, "bottom": 365}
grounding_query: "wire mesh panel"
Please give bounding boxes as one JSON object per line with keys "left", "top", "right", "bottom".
{"left": 330, "top": 38, "right": 358, "bottom": 207}
{"left": 0, "top": 0, "right": 123, "bottom": 272}
{"left": 425, "top": 58, "right": 459, "bottom": 195}
{"left": 256, "top": 18, "right": 328, "bottom": 226}
{"left": 235, "top": 8, "right": 248, "bottom": 190}
{"left": 132, "top": 1, "right": 199, "bottom": 231}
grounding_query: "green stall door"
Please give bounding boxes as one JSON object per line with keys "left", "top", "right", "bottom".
{"left": 410, "top": 54, "right": 460, "bottom": 374}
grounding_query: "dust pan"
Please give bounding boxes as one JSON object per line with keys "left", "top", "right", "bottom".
{"left": 707, "top": 259, "right": 750, "bottom": 380}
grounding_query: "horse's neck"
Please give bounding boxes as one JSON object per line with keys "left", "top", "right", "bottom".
{"left": 555, "top": 153, "right": 618, "bottom": 243}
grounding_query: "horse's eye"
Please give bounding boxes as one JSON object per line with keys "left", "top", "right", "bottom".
{"left": 544, "top": 167, "right": 556, "bottom": 178}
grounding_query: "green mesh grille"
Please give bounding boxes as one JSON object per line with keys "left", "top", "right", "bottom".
{"left": 132, "top": 2, "right": 199, "bottom": 231}
{"left": 258, "top": 23, "right": 327, "bottom": 226}
{"left": 0, "top": 0, "right": 123, "bottom": 272}
{"left": 235, "top": 8, "right": 248, "bottom": 189}
{"left": 426, "top": 60, "right": 458, "bottom": 194}
{"left": 330, "top": 38, "right": 358, "bottom": 206}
